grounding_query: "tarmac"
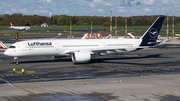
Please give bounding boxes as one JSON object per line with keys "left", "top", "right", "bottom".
{"left": 0, "top": 33, "right": 180, "bottom": 101}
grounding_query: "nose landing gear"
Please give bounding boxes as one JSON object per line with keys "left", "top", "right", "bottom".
{"left": 14, "top": 57, "right": 18, "bottom": 65}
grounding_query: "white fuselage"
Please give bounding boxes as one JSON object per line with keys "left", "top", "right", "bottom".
{"left": 4, "top": 38, "right": 142, "bottom": 57}
{"left": 10, "top": 26, "right": 30, "bottom": 30}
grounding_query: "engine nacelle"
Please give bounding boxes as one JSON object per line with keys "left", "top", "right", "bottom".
{"left": 71, "top": 52, "right": 91, "bottom": 63}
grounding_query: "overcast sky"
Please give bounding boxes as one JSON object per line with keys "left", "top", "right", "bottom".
{"left": 0, "top": 0, "right": 179, "bottom": 17}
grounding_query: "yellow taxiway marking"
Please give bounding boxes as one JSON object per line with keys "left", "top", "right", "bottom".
{"left": 0, "top": 78, "right": 13, "bottom": 87}
{"left": 12, "top": 84, "right": 50, "bottom": 101}
{"left": 0, "top": 78, "right": 49, "bottom": 100}
{"left": 125, "top": 55, "right": 139, "bottom": 57}
{"left": 15, "top": 71, "right": 35, "bottom": 74}
{"left": 132, "top": 55, "right": 139, "bottom": 57}
{"left": 166, "top": 45, "right": 180, "bottom": 47}
{"left": 26, "top": 71, "right": 35, "bottom": 74}
{"left": 78, "top": 92, "right": 82, "bottom": 94}
{"left": 26, "top": 73, "right": 78, "bottom": 95}
{"left": 15, "top": 71, "right": 22, "bottom": 74}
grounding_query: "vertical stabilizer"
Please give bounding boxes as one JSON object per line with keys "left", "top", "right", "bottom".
{"left": 10, "top": 22, "right": 14, "bottom": 27}
{"left": 140, "top": 17, "right": 165, "bottom": 46}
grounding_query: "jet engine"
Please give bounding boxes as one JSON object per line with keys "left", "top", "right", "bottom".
{"left": 71, "top": 52, "right": 91, "bottom": 63}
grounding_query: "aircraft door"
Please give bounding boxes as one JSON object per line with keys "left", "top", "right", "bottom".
{"left": 55, "top": 43, "right": 59, "bottom": 50}
{"left": 103, "top": 42, "right": 106, "bottom": 48}
{"left": 22, "top": 44, "right": 27, "bottom": 51}
{"left": 134, "top": 41, "right": 140, "bottom": 47}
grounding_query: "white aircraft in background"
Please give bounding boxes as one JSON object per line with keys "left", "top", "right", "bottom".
{"left": 4, "top": 17, "right": 165, "bottom": 64}
{"left": 10, "top": 22, "right": 31, "bottom": 31}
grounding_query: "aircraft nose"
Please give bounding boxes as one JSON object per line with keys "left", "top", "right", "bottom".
{"left": 4, "top": 50, "right": 9, "bottom": 56}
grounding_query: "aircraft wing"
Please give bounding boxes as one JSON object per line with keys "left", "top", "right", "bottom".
{"left": 91, "top": 48, "right": 128, "bottom": 53}
{"left": 137, "top": 46, "right": 149, "bottom": 48}
{"left": 64, "top": 47, "right": 129, "bottom": 55}
{"left": 64, "top": 50, "right": 80, "bottom": 54}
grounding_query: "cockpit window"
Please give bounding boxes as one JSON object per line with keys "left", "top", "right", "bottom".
{"left": 9, "top": 46, "right": 16, "bottom": 48}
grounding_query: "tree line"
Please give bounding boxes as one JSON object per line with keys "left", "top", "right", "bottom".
{"left": 0, "top": 13, "right": 180, "bottom": 26}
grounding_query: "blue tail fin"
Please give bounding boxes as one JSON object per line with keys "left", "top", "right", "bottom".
{"left": 140, "top": 17, "right": 165, "bottom": 46}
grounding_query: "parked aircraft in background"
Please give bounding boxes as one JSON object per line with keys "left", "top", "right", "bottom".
{"left": 10, "top": 22, "right": 31, "bottom": 31}
{"left": 4, "top": 17, "right": 165, "bottom": 64}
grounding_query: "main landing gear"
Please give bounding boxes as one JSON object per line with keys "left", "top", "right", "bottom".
{"left": 91, "top": 55, "right": 102, "bottom": 63}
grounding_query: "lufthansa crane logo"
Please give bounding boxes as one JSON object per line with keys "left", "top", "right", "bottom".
{"left": 149, "top": 28, "right": 158, "bottom": 38}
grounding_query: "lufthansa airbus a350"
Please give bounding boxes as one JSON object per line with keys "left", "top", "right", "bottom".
{"left": 4, "top": 17, "right": 165, "bottom": 64}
